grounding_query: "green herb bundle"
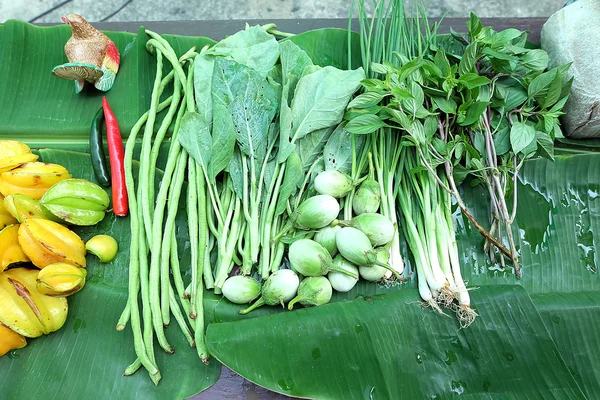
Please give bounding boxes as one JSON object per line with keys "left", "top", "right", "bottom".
{"left": 346, "top": 0, "right": 571, "bottom": 325}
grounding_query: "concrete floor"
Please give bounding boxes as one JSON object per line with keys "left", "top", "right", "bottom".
{"left": 2, "top": 0, "right": 566, "bottom": 23}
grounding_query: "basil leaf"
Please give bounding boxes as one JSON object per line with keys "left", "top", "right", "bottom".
{"left": 458, "top": 42, "right": 478, "bottom": 75}
{"left": 494, "top": 127, "right": 511, "bottom": 155}
{"left": 347, "top": 92, "right": 386, "bottom": 109}
{"left": 458, "top": 73, "right": 491, "bottom": 89}
{"left": 510, "top": 121, "right": 536, "bottom": 154}
{"left": 345, "top": 114, "right": 386, "bottom": 135}
{"left": 432, "top": 97, "right": 457, "bottom": 114}
{"left": 536, "top": 132, "right": 555, "bottom": 161}
{"left": 521, "top": 49, "right": 549, "bottom": 72}
{"left": 457, "top": 101, "right": 488, "bottom": 126}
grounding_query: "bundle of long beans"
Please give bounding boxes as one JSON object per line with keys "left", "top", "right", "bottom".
{"left": 116, "top": 31, "right": 208, "bottom": 384}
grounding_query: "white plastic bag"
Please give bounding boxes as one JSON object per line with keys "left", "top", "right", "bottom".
{"left": 541, "top": 0, "right": 600, "bottom": 138}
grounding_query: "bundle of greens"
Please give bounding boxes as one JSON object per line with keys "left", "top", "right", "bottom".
{"left": 345, "top": 0, "right": 571, "bottom": 325}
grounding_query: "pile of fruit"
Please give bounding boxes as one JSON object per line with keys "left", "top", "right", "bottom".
{"left": 0, "top": 140, "right": 117, "bottom": 356}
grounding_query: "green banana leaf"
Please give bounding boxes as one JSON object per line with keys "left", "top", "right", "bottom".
{"left": 288, "top": 28, "right": 362, "bottom": 70}
{"left": 207, "top": 286, "right": 584, "bottom": 399}
{"left": 0, "top": 20, "right": 215, "bottom": 149}
{"left": 1, "top": 19, "right": 600, "bottom": 400}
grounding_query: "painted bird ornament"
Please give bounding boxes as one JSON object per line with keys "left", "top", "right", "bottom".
{"left": 52, "top": 14, "right": 120, "bottom": 93}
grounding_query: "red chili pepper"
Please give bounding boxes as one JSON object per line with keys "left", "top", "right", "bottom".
{"left": 102, "top": 96, "right": 128, "bottom": 217}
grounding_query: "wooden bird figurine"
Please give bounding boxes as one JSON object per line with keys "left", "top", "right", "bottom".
{"left": 52, "top": 14, "right": 120, "bottom": 93}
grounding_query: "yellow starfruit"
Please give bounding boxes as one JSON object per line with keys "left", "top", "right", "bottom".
{"left": 0, "top": 162, "right": 72, "bottom": 199}
{"left": 18, "top": 219, "right": 86, "bottom": 269}
{"left": 3, "top": 194, "right": 61, "bottom": 223}
{"left": 0, "top": 225, "right": 30, "bottom": 271}
{"left": 0, "top": 323, "right": 27, "bottom": 356}
{"left": 36, "top": 262, "right": 86, "bottom": 296}
{"left": 0, "top": 268, "right": 68, "bottom": 338}
{"left": 0, "top": 141, "right": 38, "bottom": 173}
{"left": 0, "top": 195, "right": 18, "bottom": 229}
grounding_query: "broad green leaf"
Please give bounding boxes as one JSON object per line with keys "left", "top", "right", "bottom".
{"left": 360, "top": 78, "right": 386, "bottom": 91}
{"left": 458, "top": 42, "right": 478, "bottom": 75}
{"left": 544, "top": 115, "right": 558, "bottom": 134}
{"left": 502, "top": 85, "right": 528, "bottom": 111}
{"left": 210, "top": 25, "right": 279, "bottom": 77}
{"left": 279, "top": 40, "right": 313, "bottom": 106}
{"left": 510, "top": 121, "right": 536, "bottom": 154}
{"left": 424, "top": 116, "right": 439, "bottom": 140}
{"left": 491, "top": 28, "right": 523, "bottom": 46}
{"left": 278, "top": 40, "right": 313, "bottom": 163}
{"left": 212, "top": 58, "right": 279, "bottom": 165}
{"left": 453, "top": 154, "right": 600, "bottom": 396}
{"left": 391, "top": 85, "right": 413, "bottom": 100}
{"left": 422, "top": 85, "right": 449, "bottom": 98}
{"left": 290, "top": 66, "right": 365, "bottom": 142}
{"left": 194, "top": 53, "right": 215, "bottom": 122}
{"left": 433, "top": 50, "right": 451, "bottom": 76}
{"left": 534, "top": 292, "right": 600, "bottom": 399}
{"left": 385, "top": 107, "right": 411, "bottom": 130}
{"left": 275, "top": 152, "right": 304, "bottom": 216}
{"left": 549, "top": 95, "right": 570, "bottom": 114}
{"left": 482, "top": 47, "right": 518, "bottom": 61}
{"left": 344, "top": 105, "right": 382, "bottom": 121}
{"left": 398, "top": 58, "right": 423, "bottom": 82}
{"left": 177, "top": 111, "right": 213, "bottom": 175}
{"left": 210, "top": 101, "right": 238, "bottom": 179}
{"left": 473, "top": 132, "right": 486, "bottom": 157}
{"left": 409, "top": 120, "right": 427, "bottom": 145}
{"left": 449, "top": 27, "right": 469, "bottom": 46}
{"left": 458, "top": 73, "right": 491, "bottom": 89}
{"left": 207, "top": 286, "right": 584, "bottom": 399}
{"left": 521, "top": 49, "right": 549, "bottom": 72}
{"left": 323, "top": 124, "right": 365, "bottom": 174}
{"left": 0, "top": 149, "right": 221, "bottom": 399}
{"left": 370, "top": 62, "right": 394, "bottom": 75}
{"left": 345, "top": 114, "right": 386, "bottom": 135}
{"left": 420, "top": 60, "right": 443, "bottom": 78}
{"left": 296, "top": 125, "right": 335, "bottom": 170}
{"left": 543, "top": 72, "right": 564, "bottom": 109}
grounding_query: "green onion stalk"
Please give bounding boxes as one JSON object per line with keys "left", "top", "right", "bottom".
{"left": 350, "top": 0, "right": 476, "bottom": 325}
